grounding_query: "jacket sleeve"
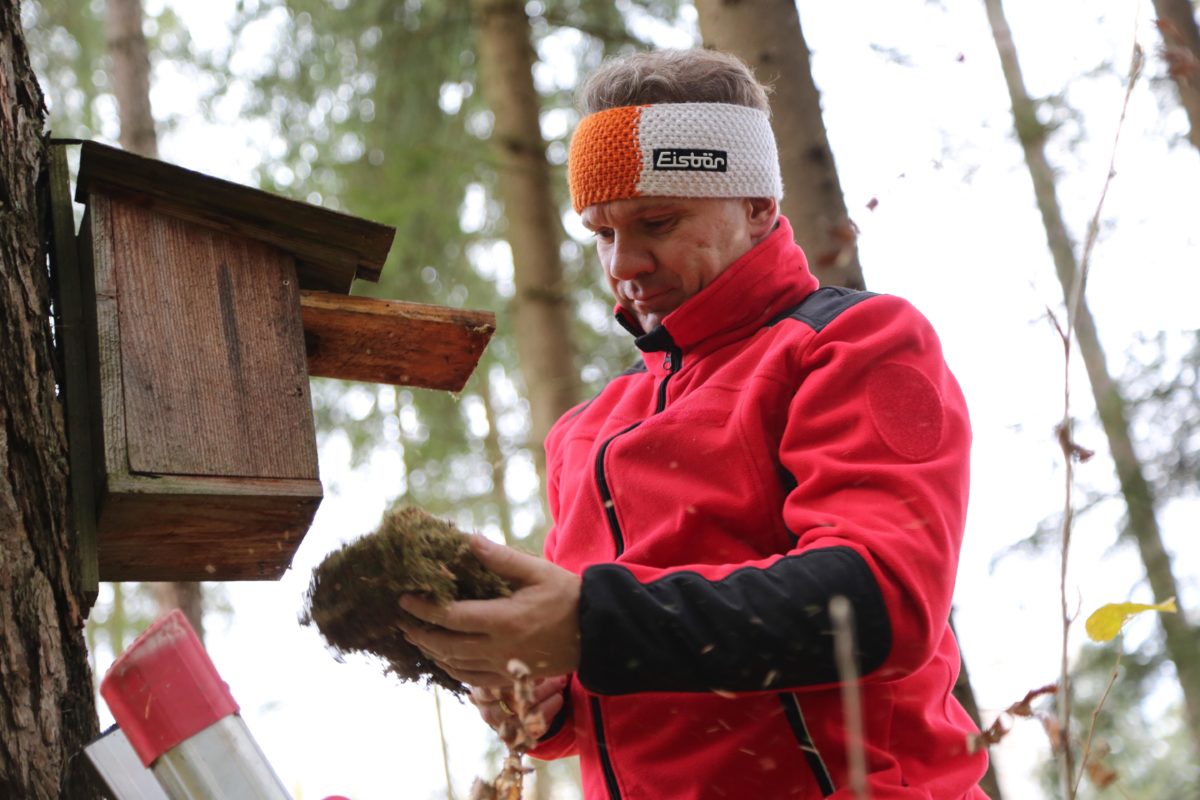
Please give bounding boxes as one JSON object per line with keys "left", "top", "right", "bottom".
{"left": 575, "top": 296, "right": 971, "bottom": 695}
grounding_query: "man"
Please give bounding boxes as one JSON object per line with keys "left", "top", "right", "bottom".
{"left": 400, "top": 49, "right": 988, "bottom": 799}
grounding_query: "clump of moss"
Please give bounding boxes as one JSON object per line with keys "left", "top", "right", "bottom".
{"left": 301, "top": 506, "right": 512, "bottom": 695}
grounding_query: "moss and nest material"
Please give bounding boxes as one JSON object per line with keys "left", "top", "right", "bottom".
{"left": 301, "top": 505, "right": 512, "bottom": 695}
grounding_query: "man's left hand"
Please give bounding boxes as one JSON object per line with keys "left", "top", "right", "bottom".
{"left": 398, "top": 535, "right": 582, "bottom": 687}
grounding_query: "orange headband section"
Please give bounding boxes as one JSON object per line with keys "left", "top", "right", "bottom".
{"left": 567, "top": 105, "right": 644, "bottom": 213}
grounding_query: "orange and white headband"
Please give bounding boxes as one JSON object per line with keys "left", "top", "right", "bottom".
{"left": 567, "top": 102, "right": 783, "bottom": 213}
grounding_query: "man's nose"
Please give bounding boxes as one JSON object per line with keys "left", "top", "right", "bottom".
{"left": 607, "top": 235, "right": 654, "bottom": 281}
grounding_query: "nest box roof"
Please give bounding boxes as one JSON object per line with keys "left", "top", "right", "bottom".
{"left": 75, "top": 141, "right": 395, "bottom": 294}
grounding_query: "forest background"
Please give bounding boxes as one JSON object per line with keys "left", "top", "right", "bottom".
{"left": 6, "top": 0, "right": 1200, "bottom": 798}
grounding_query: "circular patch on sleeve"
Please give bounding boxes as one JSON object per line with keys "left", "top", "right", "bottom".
{"left": 865, "top": 362, "right": 944, "bottom": 460}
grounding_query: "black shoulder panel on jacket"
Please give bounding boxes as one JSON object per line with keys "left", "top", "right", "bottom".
{"left": 769, "top": 286, "right": 879, "bottom": 333}
{"left": 576, "top": 546, "right": 892, "bottom": 695}
{"left": 617, "top": 359, "right": 648, "bottom": 377}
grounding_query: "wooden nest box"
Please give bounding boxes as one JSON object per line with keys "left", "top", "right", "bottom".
{"left": 52, "top": 142, "right": 495, "bottom": 588}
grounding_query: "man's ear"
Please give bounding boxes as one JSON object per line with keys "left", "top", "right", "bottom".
{"left": 746, "top": 197, "right": 778, "bottom": 241}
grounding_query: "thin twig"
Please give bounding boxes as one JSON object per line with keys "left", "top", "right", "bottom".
{"left": 1057, "top": 36, "right": 1145, "bottom": 799}
{"left": 1073, "top": 650, "right": 1123, "bottom": 796}
{"left": 830, "top": 596, "right": 869, "bottom": 800}
{"left": 433, "top": 686, "right": 458, "bottom": 800}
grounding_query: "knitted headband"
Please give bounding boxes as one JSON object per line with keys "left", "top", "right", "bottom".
{"left": 567, "top": 102, "right": 783, "bottom": 213}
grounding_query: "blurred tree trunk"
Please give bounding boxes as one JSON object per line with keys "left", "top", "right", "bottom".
{"left": 1152, "top": 0, "right": 1200, "bottom": 150}
{"left": 985, "top": 0, "right": 1200, "bottom": 765}
{"left": 470, "top": 0, "right": 581, "bottom": 483}
{"left": 694, "top": 0, "right": 866, "bottom": 289}
{"left": 471, "top": 4, "right": 582, "bottom": 795}
{"left": 0, "top": 2, "right": 101, "bottom": 796}
{"left": 106, "top": 0, "right": 205, "bottom": 639}
{"left": 483, "top": 369, "right": 517, "bottom": 547}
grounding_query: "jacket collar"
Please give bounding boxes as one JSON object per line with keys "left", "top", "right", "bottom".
{"left": 614, "top": 216, "right": 818, "bottom": 372}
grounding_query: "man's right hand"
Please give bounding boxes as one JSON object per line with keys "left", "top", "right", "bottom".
{"left": 469, "top": 676, "right": 569, "bottom": 749}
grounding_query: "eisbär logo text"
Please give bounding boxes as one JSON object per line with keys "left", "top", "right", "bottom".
{"left": 652, "top": 149, "right": 728, "bottom": 172}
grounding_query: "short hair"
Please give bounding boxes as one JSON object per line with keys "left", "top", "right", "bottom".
{"left": 577, "top": 49, "right": 771, "bottom": 116}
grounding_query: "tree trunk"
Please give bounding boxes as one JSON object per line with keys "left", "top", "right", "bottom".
{"left": 106, "top": 0, "right": 156, "bottom": 158}
{"left": 1152, "top": 0, "right": 1200, "bottom": 150}
{"left": 985, "top": 0, "right": 1200, "bottom": 765}
{"left": 470, "top": 0, "right": 581, "bottom": 480}
{"left": 105, "top": 0, "right": 205, "bottom": 638}
{"left": 483, "top": 368, "right": 517, "bottom": 547}
{"left": 0, "top": 3, "right": 102, "bottom": 797}
{"left": 694, "top": 0, "right": 866, "bottom": 289}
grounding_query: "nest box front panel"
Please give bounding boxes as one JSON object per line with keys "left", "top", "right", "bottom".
{"left": 108, "top": 196, "right": 318, "bottom": 480}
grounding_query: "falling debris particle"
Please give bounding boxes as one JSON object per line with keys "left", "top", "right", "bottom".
{"left": 866, "top": 197, "right": 879, "bottom": 211}
{"left": 301, "top": 505, "right": 512, "bottom": 695}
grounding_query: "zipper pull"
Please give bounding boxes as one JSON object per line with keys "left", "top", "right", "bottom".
{"left": 669, "top": 348, "right": 682, "bottom": 372}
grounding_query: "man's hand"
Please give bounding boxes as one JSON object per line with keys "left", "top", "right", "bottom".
{"left": 398, "top": 535, "right": 582, "bottom": 687}
{"left": 470, "top": 678, "right": 568, "bottom": 748}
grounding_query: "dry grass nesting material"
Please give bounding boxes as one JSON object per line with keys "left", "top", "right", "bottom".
{"left": 301, "top": 506, "right": 512, "bottom": 695}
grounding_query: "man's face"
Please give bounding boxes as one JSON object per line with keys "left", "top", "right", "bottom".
{"left": 581, "top": 196, "right": 775, "bottom": 333}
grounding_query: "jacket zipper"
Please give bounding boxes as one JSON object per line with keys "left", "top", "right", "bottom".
{"left": 589, "top": 345, "right": 681, "bottom": 799}
{"left": 591, "top": 697, "right": 623, "bottom": 799}
{"left": 593, "top": 346, "right": 680, "bottom": 556}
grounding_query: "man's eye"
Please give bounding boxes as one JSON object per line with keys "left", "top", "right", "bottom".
{"left": 593, "top": 229, "right": 614, "bottom": 241}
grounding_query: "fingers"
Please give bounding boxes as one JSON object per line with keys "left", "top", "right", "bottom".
{"left": 399, "top": 622, "right": 488, "bottom": 663}
{"left": 401, "top": 593, "right": 514, "bottom": 636}
{"left": 469, "top": 534, "right": 548, "bottom": 585}
{"left": 532, "top": 675, "right": 569, "bottom": 704}
{"left": 469, "top": 679, "right": 568, "bottom": 747}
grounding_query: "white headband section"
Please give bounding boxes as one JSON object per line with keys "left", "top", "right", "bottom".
{"left": 636, "top": 103, "right": 783, "bottom": 201}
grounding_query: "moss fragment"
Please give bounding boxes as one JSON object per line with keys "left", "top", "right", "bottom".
{"left": 301, "top": 506, "right": 512, "bottom": 695}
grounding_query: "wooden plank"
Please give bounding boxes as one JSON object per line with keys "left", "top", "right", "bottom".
{"left": 86, "top": 194, "right": 133, "bottom": 486}
{"left": 300, "top": 291, "right": 496, "bottom": 392}
{"left": 75, "top": 141, "right": 395, "bottom": 293}
{"left": 110, "top": 197, "right": 319, "bottom": 480}
{"left": 47, "top": 144, "right": 99, "bottom": 609}
{"left": 97, "top": 474, "right": 322, "bottom": 582}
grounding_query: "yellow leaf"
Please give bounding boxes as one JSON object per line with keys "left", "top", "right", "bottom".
{"left": 1085, "top": 598, "right": 1178, "bottom": 642}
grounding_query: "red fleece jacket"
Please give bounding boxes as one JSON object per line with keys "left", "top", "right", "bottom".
{"left": 531, "top": 217, "right": 988, "bottom": 799}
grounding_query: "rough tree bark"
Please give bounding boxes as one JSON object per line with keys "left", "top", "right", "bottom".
{"left": 0, "top": 2, "right": 102, "bottom": 797}
{"left": 694, "top": 0, "right": 866, "bottom": 289}
{"left": 469, "top": 0, "right": 581, "bottom": 483}
{"left": 985, "top": 0, "right": 1200, "bottom": 765}
{"left": 105, "top": 0, "right": 205, "bottom": 639}
{"left": 1152, "top": 0, "right": 1200, "bottom": 150}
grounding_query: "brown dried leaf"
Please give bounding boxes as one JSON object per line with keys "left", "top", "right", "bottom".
{"left": 968, "top": 683, "right": 1058, "bottom": 753}
{"left": 1055, "top": 423, "right": 1095, "bottom": 463}
{"left": 1084, "top": 743, "right": 1119, "bottom": 789}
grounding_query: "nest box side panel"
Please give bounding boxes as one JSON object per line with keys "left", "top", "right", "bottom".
{"left": 107, "top": 196, "right": 318, "bottom": 480}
